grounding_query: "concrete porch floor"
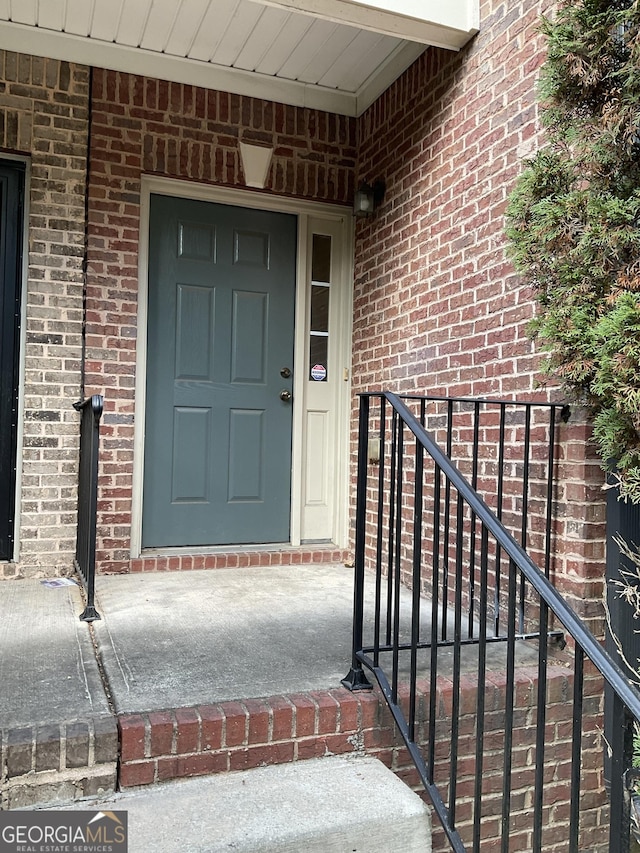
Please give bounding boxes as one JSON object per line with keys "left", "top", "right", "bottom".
{"left": 1, "top": 563, "right": 369, "bottom": 732}
{"left": 93, "top": 563, "right": 361, "bottom": 714}
{"left": 1, "top": 561, "right": 423, "bottom": 809}
{"left": 0, "top": 563, "right": 368, "bottom": 809}
{"left": 1, "top": 561, "right": 540, "bottom": 811}
{"left": 1, "top": 561, "right": 539, "bottom": 732}
{"left": 1, "top": 563, "right": 439, "bottom": 848}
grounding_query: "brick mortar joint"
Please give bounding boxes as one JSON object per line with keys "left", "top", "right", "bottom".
{"left": 170, "top": 708, "right": 179, "bottom": 754}
{"left": 0, "top": 762, "right": 116, "bottom": 788}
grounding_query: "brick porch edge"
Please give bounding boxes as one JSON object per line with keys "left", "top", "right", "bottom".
{"left": 0, "top": 714, "right": 118, "bottom": 809}
{"left": 118, "top": 668, "right": 609, "bottom": 852}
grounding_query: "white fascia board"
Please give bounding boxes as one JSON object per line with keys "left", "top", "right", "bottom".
{"left": 0, "top": 20, "right": 357, "bottom": 115}
{"left": 253, "top": 0, "right": 479, "bottom": 45}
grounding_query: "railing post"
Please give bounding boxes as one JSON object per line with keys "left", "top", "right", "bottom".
{"left": 73, "top": 394, "right": 103, "bottom": 623}
{"left": 609, "top": 695, "right": 634, "bottom": 853}
{"left": 342, "top": 394, "right": 373, "bottom": 691}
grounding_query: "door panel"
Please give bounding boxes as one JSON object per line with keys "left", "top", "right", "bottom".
{"left": 228, "top": 409, "right": 265, "bottom": 501}
{"left": 0, "top": 161, "right": 24, "bottom": 560}
{"left": 143, "top": 195, "right": 296, "bottom": 548}
{"left": 171, "top": 407, "right": 211, "bottom": 502}
{"left": 231, "top": 290, "right": 267, "bottom": 383}
{"left": 175, "top": 284, "right": 214, "bottom": 379}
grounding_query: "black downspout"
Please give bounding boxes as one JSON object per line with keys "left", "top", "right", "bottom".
{"left": 80, "top": 65, "right": 94, "bottom": 402}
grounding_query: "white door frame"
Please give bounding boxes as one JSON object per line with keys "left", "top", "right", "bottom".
{"left": 131, "top": 176, "right": 354, "bottom": 557}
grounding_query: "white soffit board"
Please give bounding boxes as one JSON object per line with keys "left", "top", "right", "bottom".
{"left": 0, "top": 0, "right": 479, "bottom": 116}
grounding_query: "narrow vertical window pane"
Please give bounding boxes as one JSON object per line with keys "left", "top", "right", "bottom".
{"left": 311, "top": 234, "right": 331, "bottom": 282}
{"left": 309, "top": 234, "right": 331, "bottom": 382}
{"left": 309, "top": 336, "right": 328, "bottom": 381}
{"left": 310, "top": 285, "right": 329, "bottom": 333}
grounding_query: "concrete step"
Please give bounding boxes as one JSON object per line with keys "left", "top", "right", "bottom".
{"left": 51, "top": 755, "right": 432, "bottom": 852}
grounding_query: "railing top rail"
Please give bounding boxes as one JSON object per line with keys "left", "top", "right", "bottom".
{"left": 383, "top": 390, "right": 640, "bottom": 721}
{"left": 73, "top": 394, "right": 104, "bottom": 417}
{"left": 359, "top": 391, "right": 569, "bottom": 411}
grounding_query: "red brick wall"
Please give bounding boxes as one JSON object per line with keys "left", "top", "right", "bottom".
{"left": 354, "top": 1, "right": 551, "bottom": 398}
{"left": 86, "top": 69, "right": 356, "bottom": 572}
{"left": 351, "top": 0, "right": 606, "bottom": 626}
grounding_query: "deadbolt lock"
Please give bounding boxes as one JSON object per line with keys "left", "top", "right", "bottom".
{"left": 280, "top": 367, "right": 292, "bottom": 378}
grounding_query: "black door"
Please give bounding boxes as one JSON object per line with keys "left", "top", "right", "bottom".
{"left": 0, "top": 161, "right": 24, "bottom": 560}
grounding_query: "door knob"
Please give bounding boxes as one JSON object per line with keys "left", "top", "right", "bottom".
{"left": 279, "top": 389, "right": 292, "bottom": 402}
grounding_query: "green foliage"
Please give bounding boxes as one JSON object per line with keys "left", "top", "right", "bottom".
{"left": 506, "top": 0, "right": 640, "bottom": 500}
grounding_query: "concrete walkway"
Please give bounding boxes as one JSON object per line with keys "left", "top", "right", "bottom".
{"left": 1, "top": 561, "right": 536, "bottom": 814}
{"left": 1, "top": 563, "right": 365, "bottom": 737}
{"left": 1, "top": 562, "right": 531, "bottom": 734}
{"left": 0, "top": 564, "right": 440, "bottom": 853}
{"left": 0, "top": 579, "right": 117, "bottom": 808}
{"left": 0, "top": 579, "right": 110, "bottom": 729}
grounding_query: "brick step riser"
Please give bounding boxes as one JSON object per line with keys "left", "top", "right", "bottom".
{"left": 0, "top": 716, "right": 118, "bottom": 810}
{"left": 118, "top": 687, "right": 380, "bottom": 788}
{"left": 117, "top": 669, "right": 609, "bottom": 853}
{"left": 127, "top": 548, "right": 349, "bottom": 574}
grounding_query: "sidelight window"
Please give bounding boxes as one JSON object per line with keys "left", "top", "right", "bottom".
{"left": 309, "top": 233, "right": 331, "bottom": 382}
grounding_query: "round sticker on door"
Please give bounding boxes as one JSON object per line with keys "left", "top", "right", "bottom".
{"left": 310, "top": 363, "right": 327, "bottom": 381}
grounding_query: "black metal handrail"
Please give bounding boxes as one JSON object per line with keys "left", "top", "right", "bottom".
{"left": 73, "top": 395, "right": 103, "bottom": 622}
{"left": 343, "top": 391, "right": 640, "bottom": 852}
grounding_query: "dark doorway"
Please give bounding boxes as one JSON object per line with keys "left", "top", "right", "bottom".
{"left": 0, "top": 160, "right": 25, "bottom": 560}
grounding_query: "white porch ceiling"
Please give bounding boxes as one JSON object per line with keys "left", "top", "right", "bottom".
{"left": 0, "top": 0, "right": 479, "bottom": 116}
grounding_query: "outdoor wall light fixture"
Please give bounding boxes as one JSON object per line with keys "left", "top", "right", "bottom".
{"left": 353, "top": 180, "right": 385, "bottom": 217}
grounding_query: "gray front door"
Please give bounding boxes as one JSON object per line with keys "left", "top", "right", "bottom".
{"left": 142, "top": 194, "right": 296, "bottom": 548}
